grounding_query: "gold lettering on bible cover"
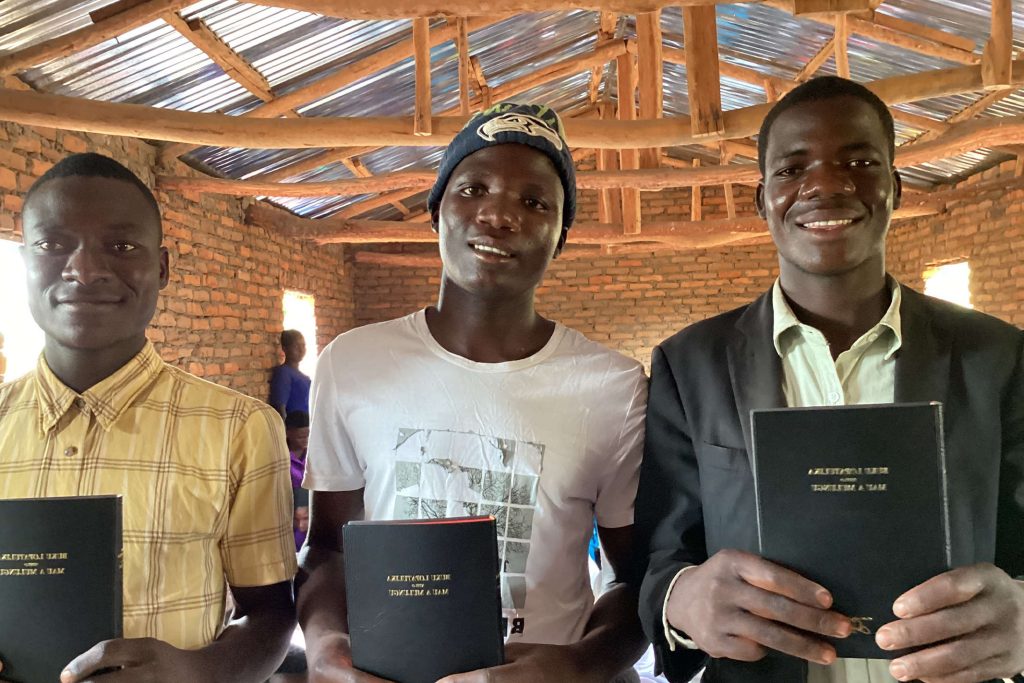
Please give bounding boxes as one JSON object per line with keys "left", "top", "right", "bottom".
{"left": 386, "top": 572, "right": 453, "bottom": 597}
{"left": 807, "top": 466, "right": 890, "bottom": 493}
{"left": 0, "top": 550, "right": 71, "bottom": 576}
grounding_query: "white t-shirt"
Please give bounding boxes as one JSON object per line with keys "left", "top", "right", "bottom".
{"left": 305, "top": 309, "right": 647, "bottom": 646}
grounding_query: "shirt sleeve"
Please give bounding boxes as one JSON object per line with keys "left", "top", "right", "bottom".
{"left": 268, "top": 365, "right": 291, "bottom": 408}
{"left": 594, "top": 366, "right": 648, "bottom": 529}
{"left": 303, "top": 342, "right": 366, "bottom": 491}
{"left": 662, "top": 565, "right": 700, "bottom": 651}
{"left": 221, "top": 403, "right": 298, "bottom": 587}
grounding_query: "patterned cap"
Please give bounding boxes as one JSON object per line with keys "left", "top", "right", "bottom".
{"left": 427, "top": 102, "right": 577, "bottom": 229}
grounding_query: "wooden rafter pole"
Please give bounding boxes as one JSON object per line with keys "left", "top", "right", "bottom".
{"left": 636, "top": 10, "right": 663, "bottom": 168}
{"left": 240, "top": 0, "right": 879, "bottom": 20}
{"left": 162, "top": 12, "right": 277, "bottom": 104}
{"left": 863, "top": 11, "right": 976, "bottom": 53}
{"left": 663, "top": 46, "right": 794, "bottom": 98}
{"left": 589, "top": 13, "right": 620, "bottom": 103}
{"left": 4, "top": 62, "right": 1023, "bottom": 150}
{"left": 683, "top": 5, "right": 724, "bottom": 137}
{"left": 158, "top": 164, "right": 765, "bottom": 197}
{"left": 617, "top": 52, "right": 642, "bottom": 234}
{"left": 720, "top": 142, "right": 736, "bottom": 219}
{"left": 691, "top": 158, "right": 702, "bottom": 221}
{"left": 596, "top": 100, "right": 623, "bottom": 224}
{"left": 159, "top": 15, "right": 504, "bottom": 160}
{"left": 0, "top": 0, "right": 195, "bottom": 76}
{"left": 456, "top": 18, "right": 472, "bottom": 116}
{"left": 834, "top": 14, "right": 851, "bottom": 79}
{"left": 795, "top": 36, "right": 836, "bottom": 82}
{"left": 413, "top": 18, "right": 432, "bottom": 136}
{"left": 836, "top": 15, "right": 979, "bottom": 65}
{"left": 982, "top": 0, "right": 1012, "bottom": 89}
{"left": 341, "top": 159, "right": 410, "bottom": 216}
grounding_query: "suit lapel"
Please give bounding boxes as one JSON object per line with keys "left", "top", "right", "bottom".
{"left": 894, "top": 287, "right": 950, "bottom": 406}
{"left": 728, "top": 290, "right": 787, "bottom": 461}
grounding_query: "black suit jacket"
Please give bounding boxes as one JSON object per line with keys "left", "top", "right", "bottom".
{"left": 635, "top": 285, "right": 1024, "bottom": 683}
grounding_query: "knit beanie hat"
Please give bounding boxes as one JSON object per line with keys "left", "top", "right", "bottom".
{"left": 427, "top": 102, "right": 577, "bottom": 229}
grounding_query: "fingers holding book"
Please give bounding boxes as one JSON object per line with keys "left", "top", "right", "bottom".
{"left": 306, "top": 631, "right": 396, "bottom": 683}
{"left": 665, "top": 549, "right": 853, "bottom": 666}
{"left": 874, "top": 563, "right": 1024, "bottom": 682}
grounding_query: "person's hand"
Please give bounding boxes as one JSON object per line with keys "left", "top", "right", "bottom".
{"left": 665, "top": 549, "right": 852, "bottom": 665}
{"left": 435, "top": 642, "right": 597, "bottom": 683}
{"left": 60, "top": 638, "right": 202, "bottom": 682}
{"left": 306, "top": 631, "right": 394, "bottom": 683}
{"left": 875, "top": 563, "right": 1024, "bottom": 682}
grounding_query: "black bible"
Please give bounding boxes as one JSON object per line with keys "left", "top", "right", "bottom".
{"left": 751, "top": 403, "right": 951, "bottom": 659}
{"left": 0, "top": 495, "right": 123, "bottom": 683}
{"left": 343, "top": 515, "right": 504, "bottom": 683}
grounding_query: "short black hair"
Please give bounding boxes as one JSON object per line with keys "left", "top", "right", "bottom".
{"left": 25, "top": 152, "right": 162, "bottom": 233}
{"left": 285, "top": 411, "right": 309, "bottom": 430}
{"left": 281, "top": 329, "right": 303, "bottom": 348}
{"left": 758, "top": 76, "right": 895, "bottom": 174}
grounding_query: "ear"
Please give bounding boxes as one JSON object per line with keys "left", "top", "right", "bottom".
{"left": 552, "top": 229, "right": 567, "bottom": 259}
{"left": 430, "top": 207, "right": 440, "bottom": 233}
{"left": 158, "top": 246, "right": 170, "bottom": 289}
{"left": 755, "top": 181, "right": 766, "bottom": 219}
{"left": 891, "top": 168, "right": 902, "bottom": 211}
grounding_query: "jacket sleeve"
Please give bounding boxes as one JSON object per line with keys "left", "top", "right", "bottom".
{"left": 634, "top": 343, "right": 709, "bottom": 681}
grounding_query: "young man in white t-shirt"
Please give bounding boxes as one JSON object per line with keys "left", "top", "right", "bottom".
{"left": 297, "top": 102, "right": 649, "bottom": 682}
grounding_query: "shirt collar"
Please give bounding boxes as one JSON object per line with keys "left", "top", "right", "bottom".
{"left": 34, "top": 341, "right": 164, "bottom": 433}
{"left": 772, "top": 277, "right": 903, "bottom": 359}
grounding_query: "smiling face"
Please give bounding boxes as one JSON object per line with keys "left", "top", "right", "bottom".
{"left": 21, "top": 175, "right": 169, "bottom": 358}
{"left": 756, "top": 95, "right": 902, "bottom": 279}
{"left": 433, "top": 144, "right": 564, "bottom": 299}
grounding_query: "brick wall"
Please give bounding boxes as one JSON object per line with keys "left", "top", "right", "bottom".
{"left": 887, "top": 160, "right": 1024, "bottom": 328}
{"left": 0, "top": 122, "right": 355, "bottom": 399}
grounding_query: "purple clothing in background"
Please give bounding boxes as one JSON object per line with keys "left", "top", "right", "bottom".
{"left": 291, "top": 450, "right": 308, "bottom": 550}
{"left": 270, "top": 364, "right": 311, "bottom": 415}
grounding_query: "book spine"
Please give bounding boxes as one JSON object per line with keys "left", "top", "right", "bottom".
{"left": 934, "top": 403, "right": 953, "bottom": 569}
{"left": 114, "top": 497, "right": 124, "bottom": 638}
{"left": 491, "top": 524, "right": 505, "bottom": 663}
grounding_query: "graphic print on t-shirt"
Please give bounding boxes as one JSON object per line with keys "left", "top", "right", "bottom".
{"left": 393, "top": 427, "right": 544, "bottom": 612}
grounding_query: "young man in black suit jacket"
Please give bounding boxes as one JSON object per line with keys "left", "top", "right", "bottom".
{"left": 635, "top": 76, "right": 1024, "bottom": 683}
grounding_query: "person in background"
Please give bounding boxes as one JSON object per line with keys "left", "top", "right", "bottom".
{"left": 270, "top": 330, "right": 311, "bottom": 419}
{"left": 286, "top": 410, "right": 310, "bottom": 551}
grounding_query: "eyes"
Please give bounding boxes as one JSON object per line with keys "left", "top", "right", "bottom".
{"left": 33, "top": 239, "right": 140, "bottom": 254}
{"left": 456, "top": 184, "right": 551, "bottom": 211}
{"left": 773, "top": 158, "right": 881, "bottom": 179}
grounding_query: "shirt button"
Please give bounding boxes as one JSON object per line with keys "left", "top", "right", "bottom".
{"left": 64, "top": 446, "right": 78, "bottom": 457}
{"left": 827, "top": 391, "right": 841, "bottom": 404}
{"left": 74, "top": 398, "right": 86, "bottom": 410}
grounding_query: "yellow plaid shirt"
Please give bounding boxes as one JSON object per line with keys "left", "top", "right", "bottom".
{"left": 0, "top": 342, "right": 297, "bottom": 650}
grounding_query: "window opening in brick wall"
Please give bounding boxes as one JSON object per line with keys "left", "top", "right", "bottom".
{"left": 283, "top": 290, "right": 318, "bottom": 378}
{"left": 0, "top": 238, "right": 45, "bottom": 382}
{"left": 923, "top": 260, "right": 972, "bottom": 309}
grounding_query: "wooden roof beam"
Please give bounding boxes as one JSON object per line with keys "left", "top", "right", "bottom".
{"left": 863, "top": 11, "right": 976, "bottom": 53}
{"left": 341, "top": 159, "right": 410, "bottom": 216}
{"left": 834, "top": 14, "right": 851, "bottom": 78}
{"left": 637, "top": 10, "right": 663, "bottom": 168}
{"left": 617, "top": 52, "right": 642, "bottom": 235}
{"left": 159, "top": 164, "right": 766, "bottom": 197}
{"left": 982, "top": 0, "right": 1013, "bottom": 89}
{"left": 795, "top": 36, "right": 835, "bottom": 82}
{"left": 837, "top": 15, "right": 980, "bottom": 65}
{"left": 662, "top": 46, "right": 793, "bottom": 96}
{"left": 161, "top": 13, "right": 275, "bottom": 103}
{"left": 455, "top": 18, "right": 471, "bottom": 116}
{"left": 6, "top": 61, "right": 1023, "bottom": 150}
{"left": 413, "top": 18, "right": 432, "bottom": 136}
{"left": 0, "top": 0, "right": 195, "bottom": 76}
{"left": 160, "top": 15, "right": 504, "bottom": 160}
{"left": 683, "top": 6, "right": 724, "bottom": 137}
{"left": 239, "top": 0, "right": 877, "bottom": 20}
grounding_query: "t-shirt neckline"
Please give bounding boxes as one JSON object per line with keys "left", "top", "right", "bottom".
{"left": 411, "top": 308, "right": 567, "bottom": 373}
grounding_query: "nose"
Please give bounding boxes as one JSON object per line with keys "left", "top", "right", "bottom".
{"left": 62, "top": 244, "right": 113, "bottom": 285}
{"left": 475, "top": 193, "right": 522, "bottom": 233}
{"left": 798, "top": 163, "right": 856, "bottom": 200}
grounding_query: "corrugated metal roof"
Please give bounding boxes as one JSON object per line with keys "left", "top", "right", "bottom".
{"left": 1, "top": 1, "right": 1022, "bottom": 217}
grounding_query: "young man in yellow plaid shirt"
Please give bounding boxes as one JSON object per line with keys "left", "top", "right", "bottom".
{"left": 0, "top": 153, "right": 297, "bottom": 681}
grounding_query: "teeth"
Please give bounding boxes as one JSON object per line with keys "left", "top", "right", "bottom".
{"left": 804, "top": 219, "right": 854, "bottom": 228}
{"left": 472, "top": 244, "right": 512, "bottom": 257}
